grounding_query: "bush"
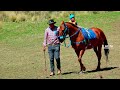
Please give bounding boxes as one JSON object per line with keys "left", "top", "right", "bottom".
{"left": 7, "top": 12, "right": 17, "bottom": 22}
{"left": 0, "top": 21, "right": 3, "bottom": 30}
{"left": 31, "top": 15, "right": 40, "bottom": 22}
{"left": 16, "top": 13, "right": 27, "bottom": 22}
{"left": 0, "top": 11, "right": 114, "bottom": 22}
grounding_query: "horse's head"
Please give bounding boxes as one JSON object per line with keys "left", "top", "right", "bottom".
{"left": 58, "top": 21, "right": 69, "bottom": 43}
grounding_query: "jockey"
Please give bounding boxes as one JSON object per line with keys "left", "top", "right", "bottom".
{"left": 69, "top": 14, "right": 82, "bottom": 28}
{"left": 69, "top": 14, "right": 78, "bottom": 25}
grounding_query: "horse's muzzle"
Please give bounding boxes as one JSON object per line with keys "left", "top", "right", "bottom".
{"left": 58, "top": 36, "right": 64, "bottom": 43}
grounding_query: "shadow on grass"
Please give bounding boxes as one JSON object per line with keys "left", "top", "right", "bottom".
{"left": 61, "top": 71, "right": 78, "bottom": 75}
{"left": 61, "top": 67, "right": 118, "bottom": 75}
{"left": 85, "top": 66, "right": 118, "bottom": 73}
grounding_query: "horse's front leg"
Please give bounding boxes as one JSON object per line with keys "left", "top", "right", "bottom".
{"left": 75, "top": 49, "right": 86, "bottom": 73}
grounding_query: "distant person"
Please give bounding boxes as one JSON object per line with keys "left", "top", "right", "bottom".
{"left": 69, "top": 14, "right": 78, "bottom": 25}
{"left": 43, "top": 19, "right": 61, "bottom": 76}
{"left": 69, "top": 14, "right": 82, "bottom": 28}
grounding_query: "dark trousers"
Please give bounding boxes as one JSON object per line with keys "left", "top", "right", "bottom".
{"left": 48, "top": 44, "right": 61, "bottom": 72}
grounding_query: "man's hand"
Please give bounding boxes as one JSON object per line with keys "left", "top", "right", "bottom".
{"left": 43, "top": 46, "right": 46, "bottom": 51}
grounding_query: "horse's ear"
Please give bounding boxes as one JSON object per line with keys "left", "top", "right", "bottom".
{"left": 61, "top": 21, "right": 64, "bottom": 24}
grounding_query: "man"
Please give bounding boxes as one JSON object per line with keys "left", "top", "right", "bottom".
{"left": 43, "top": 19, "right": 61, "bottom": 76}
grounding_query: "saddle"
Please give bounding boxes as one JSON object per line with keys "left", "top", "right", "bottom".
{"left": 80, "top": 28, "right": 97, "bottom": 46}
{"left": 81, "top": 28, "right": 97, "bottom": 40}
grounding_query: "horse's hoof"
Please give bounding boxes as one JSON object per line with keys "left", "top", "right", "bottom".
{"left": 83, "top": 67, "right": 86, "bottom": 71}
{"left": 79, "top": 71, "right": 83, "bottom": 74}
{"left": 79, "top": 71, "right": 85, "bottom": 74}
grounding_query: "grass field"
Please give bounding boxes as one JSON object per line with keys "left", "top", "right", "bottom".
{"left": 0, "top": 11, "right": 120, "bottom": 79}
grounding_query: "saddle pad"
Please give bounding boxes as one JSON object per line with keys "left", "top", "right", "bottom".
{"left": 81, "top": 28, "right": 97, "bottom": 40}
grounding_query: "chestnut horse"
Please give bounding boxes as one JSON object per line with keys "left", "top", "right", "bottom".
{"left": 58, "top": 21, "right": 109, "bottom": 73}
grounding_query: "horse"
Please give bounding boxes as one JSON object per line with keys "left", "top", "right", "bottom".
{"left": 58, "top": 21, "right": 109, "bottom": 73}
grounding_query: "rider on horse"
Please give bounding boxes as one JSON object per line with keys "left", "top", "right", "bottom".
{"left": 69, "top": 14, "right": 89, "bottom": 46}
{"left": 69, "top": 14, "right": 78, "bottom": 26}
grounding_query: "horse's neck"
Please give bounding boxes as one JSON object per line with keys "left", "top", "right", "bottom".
{"left": 68, "top": 26, "right": 78, "bottom": 36}
{"left": 68, "top": 25, "right": 84, "bottom": 41}
{"left": 68, "top": 26, "right": 82, "bottom": 37}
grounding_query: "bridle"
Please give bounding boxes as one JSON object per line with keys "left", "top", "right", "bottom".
{"left": 58, "top": 22, "right": 80, "bottom": 40}
{"left": 58, "top": 22, "right": 84, "bottom": 47}
{"left": 58, "top": 23, "right": 69, "bottom": 40}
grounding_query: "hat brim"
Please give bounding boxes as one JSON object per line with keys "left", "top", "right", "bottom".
{"left": 48, "top": 22, "right": 56, "bottom": 25}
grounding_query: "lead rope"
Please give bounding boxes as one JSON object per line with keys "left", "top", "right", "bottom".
{"left": 63, "top": 39, "right": 66, "bottom": 47}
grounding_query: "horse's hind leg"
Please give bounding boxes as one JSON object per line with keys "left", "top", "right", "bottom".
{"left": 93, "top": 47, "right": 98, "bottom": 57}
{"left": 95, "top": 45, "right": 102, "bottom": 70}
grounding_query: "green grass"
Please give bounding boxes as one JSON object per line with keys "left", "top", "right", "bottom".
{"left": 0, "top": 12, "right": 120, "bottom": 79}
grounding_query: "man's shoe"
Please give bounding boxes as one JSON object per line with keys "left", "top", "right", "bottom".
{"left": 57, "top": 70, "right": 61, "bottom": 75}
{"left": 50, "top": 72, "right": 55, "bottom": 76}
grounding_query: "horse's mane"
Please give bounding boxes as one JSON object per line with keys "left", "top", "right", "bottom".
{"left": 65, "top": 22, "right": 79, "bottom": 28}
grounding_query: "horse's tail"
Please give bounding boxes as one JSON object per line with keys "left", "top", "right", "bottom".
{"left": 103, "top": 38, "right": 109, "bottom": 62}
